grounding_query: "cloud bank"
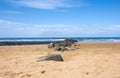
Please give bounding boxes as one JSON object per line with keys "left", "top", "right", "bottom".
{"left": 0, "top": 20, "right": 120, "bottom": 37}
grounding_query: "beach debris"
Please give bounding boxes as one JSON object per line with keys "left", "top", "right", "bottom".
{"left": 41, "top": 70, "right": 46, "bottom": 74}
{"left": 37, "top": 54, "right": 64, "bottom": 61}
{"left": 48, "top": 39, "right": 79, "bottom": 51}
{"left": 86, "top": 72, "right": 89, "bottom": 75}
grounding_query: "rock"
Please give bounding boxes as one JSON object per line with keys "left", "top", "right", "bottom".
{"left": 70, "top": 43, "right": 79, "bottom": 51}
{"left": 54, "top": 42, "right": 66, "bottom": 47}
{"left": 48, "top": 43, "right": 54, "bottom": 49}
{"left": 54, "top": 45, "right": 68, "bottom": 52}
{"left": 64, "top": 39, "right": 78, "bottom": 43}
{"left": 41, "top": 70, "right": 45, "bottom": 74}
{"left": 47, "top": 39, "right": 78, "bottom": 52}
{"left": 37, "top": 54, "right": 63, "bottom": 61}
{"left": 54, "top": 39, "right": 78, "bottom": 47}
{"left": 64, "top": 39, "right": 78, "bottom": 47}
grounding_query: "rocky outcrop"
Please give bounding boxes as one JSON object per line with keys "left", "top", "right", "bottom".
{"left": 48, "top": 39, "right": 79, "bottom": 52}
{"left": 0, "top": 41, "right": 51, "bottom": 46}
{"left": 54, "top": 39, "right": 78, "bottom": 47}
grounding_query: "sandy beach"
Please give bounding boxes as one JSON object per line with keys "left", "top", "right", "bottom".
{"left": 0, "top": 42, "right": 120, "bottom": 78}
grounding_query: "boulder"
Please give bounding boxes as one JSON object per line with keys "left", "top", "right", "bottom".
{"left": 54, "top": 45, "right": 68, "bottom": 52}
{"left": 48, "top": 43, "right": 54, "bottom": 49}
{"left": 37, "top": 54, "right": 63, "bottom": 61}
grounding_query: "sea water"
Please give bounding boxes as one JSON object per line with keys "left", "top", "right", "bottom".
{"left": 0, "top": 37, "right": 120, "bottom": 42}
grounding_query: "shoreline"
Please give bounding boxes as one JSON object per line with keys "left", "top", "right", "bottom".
{"left": 1, "top": 37, "right": 120, "bottom": 46}
{"left": 0, "top": 41, "right": 120, "bottom": 46}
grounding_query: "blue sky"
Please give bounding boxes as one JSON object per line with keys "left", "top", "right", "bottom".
{"left": 0, "top": 0, "right": 120, "bottom": 37}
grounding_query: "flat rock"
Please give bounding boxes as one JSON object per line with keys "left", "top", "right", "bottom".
{"left": 37, "top": 54, "right": 63, "bottom": 61}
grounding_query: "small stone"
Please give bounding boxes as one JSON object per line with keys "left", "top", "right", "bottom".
{"left": 41, "top": 70, "right": 45, "bottom": 74}
{"left": 86, "top": 72, "right": 89, "bottom": 75}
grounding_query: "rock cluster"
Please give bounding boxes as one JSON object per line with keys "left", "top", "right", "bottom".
{"left": 37, "top": 39, "right": 79, "bottom": 62}
{"left": 48, "top": 39, "right": 79, "bottom": 52}
{"left": 0, "top": 41, "right": 51, "bottom": 46}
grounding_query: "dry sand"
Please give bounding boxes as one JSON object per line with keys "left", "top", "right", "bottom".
{"left": 0, "top": 42, "right": 120, "bottom": 78}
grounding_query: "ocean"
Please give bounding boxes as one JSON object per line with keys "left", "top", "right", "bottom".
{"left": 0, "top": 37, "right": 120, "bottom": 42}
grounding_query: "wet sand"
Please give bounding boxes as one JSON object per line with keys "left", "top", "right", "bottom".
{"left": 0, "top": 42, "right": 120, "bottom": 78}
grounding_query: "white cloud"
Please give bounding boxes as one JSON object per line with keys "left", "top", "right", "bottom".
{"left": 0, "top": 20, "right": 120, "bottom": 37}
{"left": 0, "top": 20, "right": 26, "bottom": 25}
{"left": 9, "top": 0, "right": 87, "bottom": 9}
{"left": 0, "top": 10, "right": 23, "bottom": 14}
{"left": 0, "top": 20, "right": 20, "bottom": 25}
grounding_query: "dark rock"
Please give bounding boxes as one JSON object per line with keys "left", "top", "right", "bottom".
{"left": 47, "top": 39, "right": 78, "bottom": 52}
{"left": 86, "top": 72, "right": 89, "bottom": 75}
{"left": 64, "top": 39, "right": 78, "bottom": 42}
{"left": 37, "top": 54, "right": 63, "bottom": 61}
{"left": 54, "top": 39, "right": 78, "bottom": 47}
{"left": 64, "top": 39, "right": 78, "bottom": 46}
{"left": 54, "top": 45, "right": 68, "bottom": 52}
{"left": 0, "top": 41, "right": 51, "bottom": 46}
{"left": 54, "top": 42, "right": 66, "bottom": 47}
{"left": 41, "top": 70, "right": 45, "bottom": 74}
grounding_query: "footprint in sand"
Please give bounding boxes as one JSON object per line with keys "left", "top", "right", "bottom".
{"left": 21, "top": 73, "right": 32, "bottom": 78}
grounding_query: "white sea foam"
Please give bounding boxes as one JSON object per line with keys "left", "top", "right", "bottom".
{"left": 0, "top": 37, "right": 120, "bottom": 42}
{"left": 0, "top": 38, "right": 65, "bottom": 42}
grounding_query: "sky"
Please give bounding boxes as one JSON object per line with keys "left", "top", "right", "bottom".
{"left": 0, "top": 0, "right": 120, "bottom": 37}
